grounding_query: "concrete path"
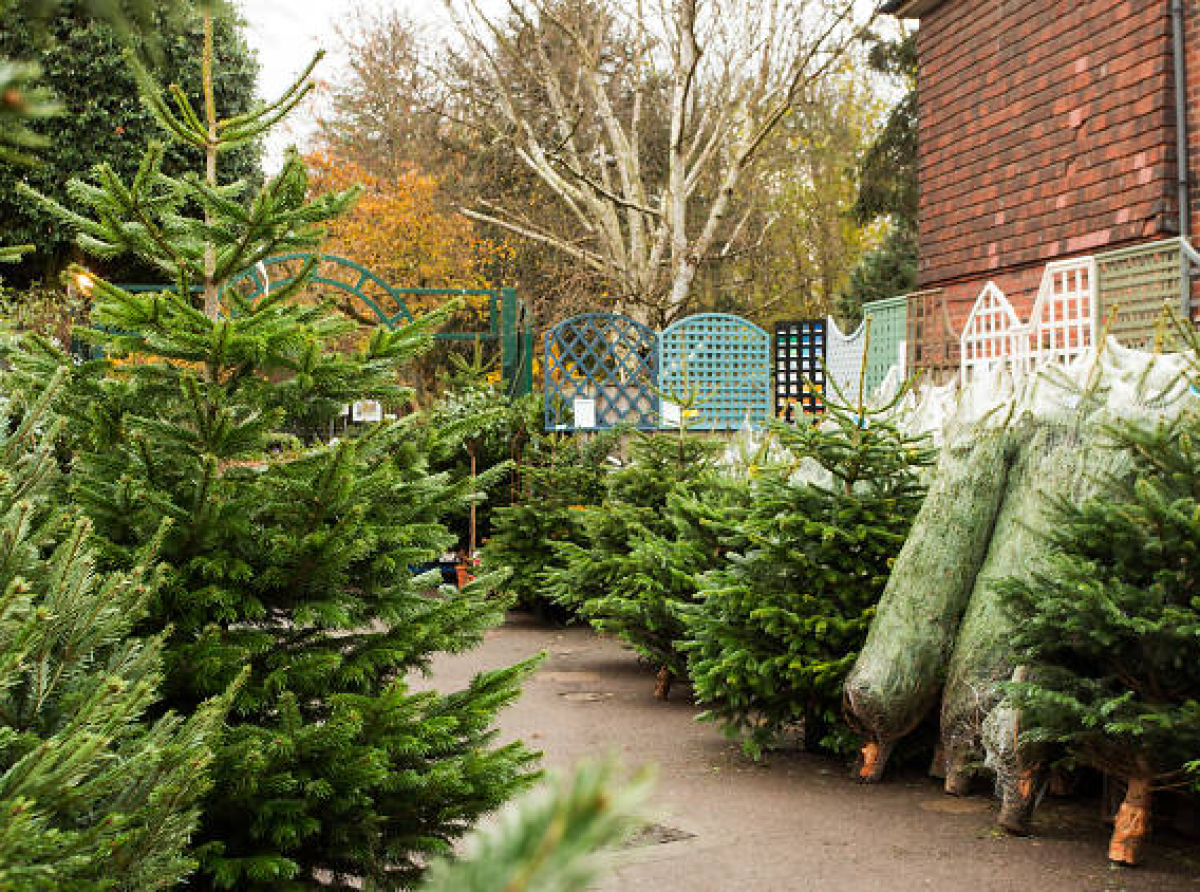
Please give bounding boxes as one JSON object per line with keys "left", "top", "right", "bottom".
{"left": 419, "top": 612, "right": 1200, "bottom": 892}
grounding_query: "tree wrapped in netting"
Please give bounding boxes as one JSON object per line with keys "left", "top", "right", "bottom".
{"left": 996, "top": 404, "right": 1200, "bottom": 865}
{"left": 4, "top": 17, "right": 539, "bottom": 889}
{"left": 685, "top": 404, "right": 933, "bottom": 759}
{"left": 543, "top": 431, "right": 725, "bottom": 698}
{"left": 483, "top": 425, "right": 622, "bottom": 615}
{"left": 939, "top": 417, "right": 1133, "bottom": 834}
{"left": 0, "top": 373, "right": 232, "bottom": 891}
{"left": 843, "top": 425, "right": 1013, "bottom": 780}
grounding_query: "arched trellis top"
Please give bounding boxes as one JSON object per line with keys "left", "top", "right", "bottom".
{"left": 543, "top": 312, "right": 659, "bottom": 431}
{"left": 220, "top": 253, "right": 534, "bottom": 396}
{"left": 660, "top": 313, "right": 770, "bottom": 431}
{"left": 223, "top": 253, "right": 418, "bottom": 326}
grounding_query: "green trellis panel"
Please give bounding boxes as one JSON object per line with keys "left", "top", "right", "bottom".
{"left": 660, "top": 313, "right": 770, "bottom": 431}
{"left": 1096, "top": 238, "right": 1185, "bottom": 350}
{"left": 543, "top": 313, "right": 659, "bottom": 431}
{"left": 221, "top": 253, "right": 534, "bottom": 397}
{"left": 863, "top": 295, "right": 908, "bottom": 395}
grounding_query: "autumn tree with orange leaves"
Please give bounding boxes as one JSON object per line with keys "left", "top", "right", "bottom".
{"left": 306, "top": 151, "right": 505, "bottom": 306}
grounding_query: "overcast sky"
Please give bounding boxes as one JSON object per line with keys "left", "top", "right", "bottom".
{"left": 239, "top": 0, "right": 452, "bottom": 168}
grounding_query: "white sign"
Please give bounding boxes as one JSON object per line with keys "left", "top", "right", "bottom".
{"left": 572, "top": 398, "right": 596, "bottom": 429}
{"left": 351, "top": 400, "right": 383, "bottom": 423}
{"left": 661, "top": 400, "right": 682, "bottom": 427}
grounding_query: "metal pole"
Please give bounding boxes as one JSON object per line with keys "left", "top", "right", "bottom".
{"left": 1172, "top": 0, "right": 1191, "bottom": 315}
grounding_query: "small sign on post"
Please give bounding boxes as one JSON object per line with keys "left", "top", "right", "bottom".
{"left": 351, "top": 400, "right": 383, "bottom": 423}
{"left": 661, "top": 400, "right": 682, "bottom": 428}
{"left": 572, "top": 398, "right": 596, "bottom": 429}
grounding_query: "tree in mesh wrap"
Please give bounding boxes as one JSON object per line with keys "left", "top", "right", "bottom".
{"left": 945, "top": 422, "right": 1134, "bottom": 832}
{"left": 994, "top": 408, "right": 1200, "bottom": 866}
{"left": 936, "top": 424, "right": 1072, "bottom": 790}
{"left": 843, "top": 428, "right": 1013, "bottom": 781}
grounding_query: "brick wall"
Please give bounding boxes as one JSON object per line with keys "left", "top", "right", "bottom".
{"left": 915, "top": 0, "right": 1179, "bottom": 323}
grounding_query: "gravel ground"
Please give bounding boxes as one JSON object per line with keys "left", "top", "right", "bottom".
{"left": 415, "top": 612, "right": 1200, "bottom": 892}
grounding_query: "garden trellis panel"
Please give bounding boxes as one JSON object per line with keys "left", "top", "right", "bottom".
{"left": 863, "top": 295, "right": 908, "bottom": 395}
{"left": 1027, "top": 257, "right": 1097, "bottom": 367}
{"left": 773, "top": 319, "right": 826, "bottom": 420}
{"left": 1096, "top": 238, "right": 1192, "bottom": 350}
{"left": 960, "top": 282, "right": 1024, "bottom": 382}
{"left": 543, "top": 313, "right": 659, "bottom": 431}
{"left": 660, "top": 313, "right": 770, "bottom": 431}
{"left": 825, "top": 316, "right": 866, "bottom": 405}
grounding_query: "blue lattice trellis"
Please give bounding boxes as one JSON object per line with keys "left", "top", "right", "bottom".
{"left": 659, "top": 314, "right": 770, "bottom": 431}
{"left": 773, "top": 319, "right": 826, "bottom": 421}
{"left": 543, "top": 313, "right": 659, "bottom": 431}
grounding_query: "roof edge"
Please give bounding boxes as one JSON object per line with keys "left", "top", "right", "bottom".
{"left": 881, "top": 0, "right": 946, "bottom": 17}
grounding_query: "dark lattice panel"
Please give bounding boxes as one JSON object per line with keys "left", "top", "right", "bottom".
{"left": 659, "top": 313, "right": 770, "bottom": 430}
{"left": 773, "top": 319, "right": 826, "bottom": 421}
{"left": 543, "top": 313, "right": 659, "bottom": 431}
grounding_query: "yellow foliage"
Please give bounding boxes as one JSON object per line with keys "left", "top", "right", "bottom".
{"left": 306, "top": 151, "right": 507, "bottom": 315}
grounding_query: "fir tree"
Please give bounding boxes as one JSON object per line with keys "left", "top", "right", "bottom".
{"left": 685, "top": 406, "right": 932, "bottom": 758}
{"left": 483, "top": 425, "right": 620, "bottom": 615}
{"left": 419, "top": 760, "right": 653, "bottom": 892}
{"left": 1000, "top": 408, "right": 1200, "bottom": 865}
{"left": 544, "top": 432, "right": 725, "bottom": 698}
{"left": 0, "top": 372, "right": 231, "bottom": 890}
{"left": 7, "top": 18, "right": 538, "bottom": 889}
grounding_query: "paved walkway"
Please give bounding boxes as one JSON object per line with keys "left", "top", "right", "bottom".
{"left": 418, "top": 612, "right": 1200, "bottom": 892}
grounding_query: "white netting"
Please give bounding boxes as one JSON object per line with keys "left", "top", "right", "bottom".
{"left": 825, "top": 316, "right": 866, "bottom": 405}
{"left": 875, "top": 338, "right": 1198, "bottom": 447}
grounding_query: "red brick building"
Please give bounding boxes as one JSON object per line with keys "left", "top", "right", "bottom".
{"left": 884, "top": 0, "right": 1200, "bottom": 378}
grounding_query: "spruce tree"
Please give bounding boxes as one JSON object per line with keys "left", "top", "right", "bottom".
{"left": 7, "top": 19, "right": 538, "bottom": 889}
{"left": 1000, "top": 408, "right": 1200, "bottom": 865}
{"left": 685, "top": 406, "right": 932, "bottom": 758}
{"left": 483, "top": 425, "right": 620, "bottom": 615}
{"left": 0, "top": 373, "right": 230, "bottom": 890}
{"left": 543, "top": 432, "right": 724, "bottom": 698}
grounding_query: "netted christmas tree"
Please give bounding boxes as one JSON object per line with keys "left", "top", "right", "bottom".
{"left": 543, "top": 431, "right": 725, "bottom": 698}
{"left": 999, "top": 407, "right": 1200, "bottom": 865}
{"left": 0, "top": 373, "right": 232, "bottom": 891}
{"left": 686, "top": 405, "right": 933, "bottom": 758}
{"left": 6, "top": 17, "right": 538, "bottom": 889}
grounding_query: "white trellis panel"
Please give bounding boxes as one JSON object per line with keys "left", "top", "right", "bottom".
{"left": 1027, "top": 257, "right": 1097, "bottom": 367}
{"left": 961, "top": 282, "right": 1027, "bottom": 382}
{"left": 825, "top": 316, "right": 866, "bottom": 404}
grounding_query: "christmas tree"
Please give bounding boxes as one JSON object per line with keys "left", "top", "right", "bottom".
{"left": 686, "top": 406, "right": 932, "bottom": 758}
{"left": 7, "top": 16, "right": 539, "bottom": 888}
{"left": 483, "top": 424, "right": 620, "bottom": 615}
{"left": 1000, "top": 408, "right": 1200, "bottom": 865}
{"left": 0, "top": 372, "right": 231, "bottom": 890}
{"left": 544, "top": 431, "right": 724, "bottom": 698}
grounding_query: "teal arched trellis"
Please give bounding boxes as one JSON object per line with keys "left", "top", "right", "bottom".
{"left": 221, "top": 253, "right": 533, "bottom": 396}
{"left": 224, "top": 253, "right": 414, "bottom": 325}
{"left": 543, "top": 313, "right": 659, "bottom": 431}
{"left": 659, "top": 313, "right": 770, "bottom": 430}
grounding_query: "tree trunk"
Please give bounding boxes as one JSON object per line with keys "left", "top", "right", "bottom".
{"left": 853, "top": 739, "right": 893, "bottom": 783}
{"left": 653, "top": 667, "right": 673, "bottom": 701}
{"left": 997, "top": 766, "right": 1043, "bottom": 836}
{"left": 1108, "top": 776, "right": 1153, "bottom": 866}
